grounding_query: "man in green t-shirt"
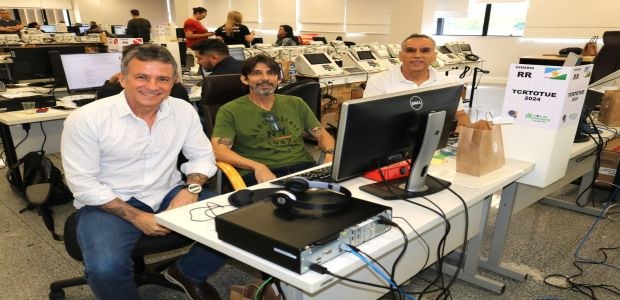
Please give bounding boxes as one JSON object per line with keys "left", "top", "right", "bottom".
{"left": 211, "top": 55, "right": 335, "bottom": 185}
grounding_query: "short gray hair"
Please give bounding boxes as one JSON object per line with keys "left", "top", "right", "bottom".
{"left": 121, "top": 44, "right": 178, "bottom": 78}
{"left": 401, "top": 33, "right": 436, "bottom": 48}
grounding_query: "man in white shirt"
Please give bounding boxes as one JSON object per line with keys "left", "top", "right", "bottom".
{"left": 61, "top": 44, "right": 224, "bottom": 300}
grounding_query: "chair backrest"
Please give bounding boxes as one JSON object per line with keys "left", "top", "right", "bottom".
{"left": 201, "top": 73, "right": 247, "bottom": 137}
{"left": 277, "top": 79, "right": 322, "bottom": 121}
{"left": 590, "top": 31, "right": 620, "bottom": 84}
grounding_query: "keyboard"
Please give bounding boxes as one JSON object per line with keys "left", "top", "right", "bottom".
{"left": 272, "top": 166, "right": 333, "bottom": 186}
{"left": 58, "top": 94, "right": 96, "bottom": 102}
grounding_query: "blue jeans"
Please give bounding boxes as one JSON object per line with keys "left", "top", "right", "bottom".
{"left": 76, "top": 185, "right": 226, "bottom": 300}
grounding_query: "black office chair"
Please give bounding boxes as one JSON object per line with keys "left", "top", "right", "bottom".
{"left": 590, "top": 31, "right": 620, "bottom": 84}
{"left": 49, "top": 211, "right": 193, "bottom": 299}
{"left": 277, "top": 79, "right": 321, "bottom": 120}
{"left": 201, "top": 73, "right": 247, "bottom": 138}
{"left": 96, "top": 81, "right": 190, "bottom": 101}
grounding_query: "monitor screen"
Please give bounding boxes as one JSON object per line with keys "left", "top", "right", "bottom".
{"left": 312, "top": 36, "right": 328, "bottom": 45}
{"left": 40, "top": 25, "right": 56, "bottom": 33}
{"left": 438, "top": 46, "right": 451, "bottom": 54}
{"left": 229, "top": 47, "right": 246, "bottom": 61}
{"left": 459, "top": 43, "right": 471, "bottom": 52}
{"left": 112, "top": 25, "right": 127, "bottom": 35}
{"left": 11, "top": 45, "right": 86, "bottom": 81}
{"left": 79, "top": 25, "right": 90, "bottom": 34}
{"left": 60, "top": 52, "right": 123, "bottom": 92}
{"left": 356, "top": 50, "right": 375, "bottom": 60}
{"left": 332, "top": 82, "right": 463, "bottom": 199}
{"left": 304, "top": 53, "right": 331, "bottom": 65}
{"left": 451, "top": 43, "right": 462, "bottom": 52}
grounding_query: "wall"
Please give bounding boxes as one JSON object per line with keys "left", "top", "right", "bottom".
{"left": 72, "top": 0, "right": 168, "bottom": 27}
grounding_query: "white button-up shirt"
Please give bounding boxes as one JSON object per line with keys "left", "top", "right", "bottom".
{"left": 61, "top": 93, "right": 217, "bottom": 211}
{"left": 363, "top": 65, "right": 464, "bottom": 110}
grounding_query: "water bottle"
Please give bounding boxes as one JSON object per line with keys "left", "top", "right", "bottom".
{"left": 288, "top": 61, "right": 296, "bottom": 83}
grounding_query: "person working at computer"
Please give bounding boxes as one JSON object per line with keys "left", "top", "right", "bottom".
{"left": 126, "top": 9, "right": 151, "bottom": 42}
{"left": 184, "top": 7, "right": 214, "bottom": 48}
{"left": 214, "top": 11, "right": 255, "bottom": 48}
{"left": 61, "top": 44, "right": 225, "bottom": 300}
{"left": 0, "top": 9, "right": 23, "bottom": 34}
{"left": 190, "top": 39, "right": 243, "bottom": 75}
{"left": 275, "top": 25, "right": 298, "bottom": 46}
{"left": 211, "top": 55, "right": 335, "bottom": 185}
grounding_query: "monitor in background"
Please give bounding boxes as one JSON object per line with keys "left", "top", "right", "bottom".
{"left": 356, "top": 50, "right": 375, "bottom": 61}
{"left": 176, "top": 28, "right": 185, "bottom": 39}
{"left": 305, "top": 53, "right": 331, "bottom": 64}
{"left": 40, "top": 25, "right": 56, "bottom": 33}
{"left": 11, "top": 45, "right": 86, "bottom": 81}
{"left": 79, "top": 25, "right": 90, "bottom": 35}
{"left": 48, "top": 51, "right": 67, "bottom": 89}
{"left": 294, "top": 52, "right": 343, "bottom": 76}
{"left": 112, "top": 25, "right": 127, "bottom": 35}
{"left": 312, "top": 36, "right": 328, "bottom": 45}
{"left": 228, "top": 46, "right": 246, "bottom": 61}
{"left": 60, "top": 52, "right": 123, "bottom": 93}
{"left": 332, "top": 82, "right": 463, "bottom": 199}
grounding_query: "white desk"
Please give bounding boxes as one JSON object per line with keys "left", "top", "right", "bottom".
{"left": 479, "top": 130, "right": 615, "bottom": 282}
{"left": 156, "top": 158, "right": 533, "bottom": 299}
{"left": 0, "top": 108, "right": 70, "bottom": 192}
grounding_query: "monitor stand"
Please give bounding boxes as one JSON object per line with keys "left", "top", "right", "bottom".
{"left": 360, "top": 111, "right": 451, "bottom": 200}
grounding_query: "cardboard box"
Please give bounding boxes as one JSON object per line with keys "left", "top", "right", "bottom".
{"left": 596, "top": 138, "right": 620, "bottom": 188}
{"left": 598, "top": 90, "right": 620, "bottom": 127}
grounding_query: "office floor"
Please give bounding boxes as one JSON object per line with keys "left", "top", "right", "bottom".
{"left": 0, "top": 85, "right": 618, "bottom": 300}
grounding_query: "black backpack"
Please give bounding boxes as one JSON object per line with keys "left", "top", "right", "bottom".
{"left": 6, "top": 151, "right": 73, "bottom": 240}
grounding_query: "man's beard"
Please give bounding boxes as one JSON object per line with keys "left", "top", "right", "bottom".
{"left": 253, "top": 82, "right": 276, "bottom": 97}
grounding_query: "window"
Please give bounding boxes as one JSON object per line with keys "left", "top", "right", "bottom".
{"left": 436, "top": 2, "right": 528, "bottom": 36}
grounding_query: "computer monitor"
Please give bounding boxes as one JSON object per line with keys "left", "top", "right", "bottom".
{"left": 60, "top": 52, "right": 123, "bottom": 93}
{"left": 356, "top": 50, "right": 375, "bottom": 61}
{"left": 40, "top": 25, "right": 56, "bottom": 33}
{"left": 10, "top": 45, "right": 86, "bottom": 81}
{"left": 312, "top": 36, "right": 328, "bottom": 45}
{"left": 112, "top": 25, "right": 127, "bottom": 35}
{"left": 79, "top": 25, "right": 90, "bottom": 35}
{"left": 332, "top": 82, "right": 463, "bottom": 199}
{"left": 229, "top": 47, "right": 246, "bottom": 61}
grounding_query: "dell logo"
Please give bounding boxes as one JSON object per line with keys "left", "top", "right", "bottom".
{"left": 409, "top": 96, "right": 423, "bottom": 110}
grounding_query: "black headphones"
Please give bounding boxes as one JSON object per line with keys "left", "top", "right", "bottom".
{"left": 465, "top": 53, "right": 480, "bottom": 61}
{"left": 270, "top": 177, "right": 352, "bottom": 211}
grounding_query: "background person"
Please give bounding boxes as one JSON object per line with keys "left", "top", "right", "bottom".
{"left": 190, "top": 39, "right": 243, "bottom": 76}
{"left": 126, "top": 9, "right": 151, "bottom": 42}
{"left": 274, "top": 25, "right": 297, "bottom": 46}
{"left": 0, "top": 8, "right": 23, "bottom": 34}
{"left": 184, "top": 7, "right": 214, "bottom": 48}
{"left": 214, "top": 11, "right": 254, "bottom": 48}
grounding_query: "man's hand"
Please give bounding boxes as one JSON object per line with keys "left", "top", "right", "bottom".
{"left": 254, "top": 164, "right": 276, "bottom": 183}
{"left": 131, "top": 210, "right": 171, "bottom": 236}
{"left": 166, "top": 188, "right": 199, "bottom": 211}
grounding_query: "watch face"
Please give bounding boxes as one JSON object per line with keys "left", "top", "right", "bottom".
{"left": 187, "top": 184, "right": 202, "bottom": 194}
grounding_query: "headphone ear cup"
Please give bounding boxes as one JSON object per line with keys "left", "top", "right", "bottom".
{"left": 284, "top": 177, "right": 309, "bottom": 194}
{"left": 228, "top": 189, "right": 255, "bottom": 208}
{"left": 271, "top": 190, "right": 296, "bottom": 209}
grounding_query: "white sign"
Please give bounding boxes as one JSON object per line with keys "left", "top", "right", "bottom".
{"left": 107, "top": 38, "right": 143, "bottom": 52}
{"left": 501, "top": 64, "right": 592, "bottom": 129}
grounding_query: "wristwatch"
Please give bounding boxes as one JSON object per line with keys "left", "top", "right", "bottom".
{"left": 183, "top": 183, "right": 202, "bottom": 194}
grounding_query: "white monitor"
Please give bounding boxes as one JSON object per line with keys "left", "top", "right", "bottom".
{"left": 60, "top": 52, "right": 123, "bottom": 92}
{"left": 40, "top": 25, "right": 56, "bottom": 33}
{"left": 113, "top": 25, "right": 127, "bottom": 35}
{"left": 295, "top": 53, "right": 342, "bottom": 76}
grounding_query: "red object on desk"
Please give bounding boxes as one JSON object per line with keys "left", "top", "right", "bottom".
{"left": 35, "top": 107, "right": 49, "bottom": 113}
{"left": 363, "top": 161, "right": 411, "bottom": 182}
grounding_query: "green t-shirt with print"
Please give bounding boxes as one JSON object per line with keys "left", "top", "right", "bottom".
{"left": 212, "top": 94, "right": 320, "bottom": 173}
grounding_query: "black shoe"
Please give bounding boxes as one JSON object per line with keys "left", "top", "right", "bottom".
{"left": 164, "top": 263, "right": 221, "bottom": 300}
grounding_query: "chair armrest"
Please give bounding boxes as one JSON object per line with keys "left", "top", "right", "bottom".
{"left": 216, "top": 161, "right": 247, "bottom": 191}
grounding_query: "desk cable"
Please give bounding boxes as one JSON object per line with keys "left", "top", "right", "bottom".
{"left": 373, "top": 160, "right": 455, "bottom": 299}
{"left": 543, "top": 188, "right": 620, "bottom": 299}
{"left": 574, "top": 116, "right": 607, "bottom": 207}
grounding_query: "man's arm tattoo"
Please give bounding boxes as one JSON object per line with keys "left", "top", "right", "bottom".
{"left": 310, "top": 127, "right": 323, "bottom": 136}
{"left": 216, "top": 137, "right": 233, "bottom": 148}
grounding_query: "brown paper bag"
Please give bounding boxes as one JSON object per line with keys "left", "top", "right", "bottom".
{"left": 582, "top": 35, "right": 598, "bottom": 56}
{"left": 598, "top": 90, "right": 620, "bottom": 126}
{"left": 229, "top": 280, "right": 282, "bottom": 300}
{"left": 456, "top": 120, "right": 505, "bottom": 176}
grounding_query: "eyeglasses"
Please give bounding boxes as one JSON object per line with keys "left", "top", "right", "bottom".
{"left": 263, "top": 112, "right": 282, "bottom": 132}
